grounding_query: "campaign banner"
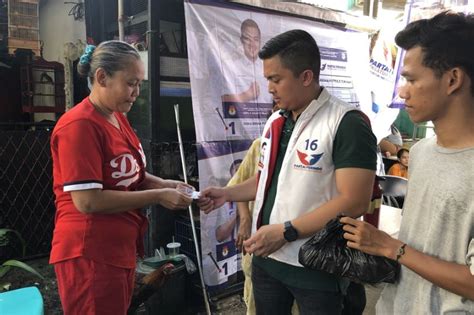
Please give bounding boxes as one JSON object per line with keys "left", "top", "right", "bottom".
{"left": 368, "top": 24, "right": 404, "bottom": 142}
{"left": 184, "top": 0, "right": 372, "bottom": 290}
{"left": 195, "top": 140, "right": 251, "bottom": 289}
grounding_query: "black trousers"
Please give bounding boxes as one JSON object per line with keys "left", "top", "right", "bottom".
{"left": 342, "top": 282, "right": 366, "bottom": 315}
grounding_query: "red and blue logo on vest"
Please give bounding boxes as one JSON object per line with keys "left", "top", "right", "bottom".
{"left": 296, "top": 150, "right": 324, "bottom": 166}
{"left": 294, "top": 138, "right": 324, "bottom": 171}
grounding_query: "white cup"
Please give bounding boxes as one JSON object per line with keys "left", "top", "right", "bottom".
{"left": 167, "top": 242, "right": 181, "bottom": 258}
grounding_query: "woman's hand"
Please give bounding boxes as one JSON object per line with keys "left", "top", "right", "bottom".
{"left": 156, "top": 188, "right": 193, "bottom": 210}
{"left": 176, "top": 182, "right": 197, "bottom": 196}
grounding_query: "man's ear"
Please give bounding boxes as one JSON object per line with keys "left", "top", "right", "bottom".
{"left": 94, "top": 68, "right": 108, "bottom": 88}
{"left": 301, "top": 70, "right": 314, "bottom": 87}
{"left": 446, "top": 67, "right": 465, "bottom": 96}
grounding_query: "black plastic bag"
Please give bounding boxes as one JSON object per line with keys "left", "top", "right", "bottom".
{"left": 298, "top": 217, "right": 400, "bottom": 284}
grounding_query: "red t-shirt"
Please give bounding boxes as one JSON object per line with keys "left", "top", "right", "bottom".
{"left": 50, "top": 97, "right": 148, "bottom": 268}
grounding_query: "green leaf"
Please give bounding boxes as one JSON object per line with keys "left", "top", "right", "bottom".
{"left": 1, "top": 260, "right": 45, "bottom": 280}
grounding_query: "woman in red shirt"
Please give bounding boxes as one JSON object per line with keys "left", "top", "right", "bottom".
{"left": 50, "top": 41, "right": 196, "bottom": 315}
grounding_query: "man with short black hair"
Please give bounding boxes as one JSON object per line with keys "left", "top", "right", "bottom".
{"left": 201, "top": 29, "right": 377, "bottom": 314}
{"left": 342, "top": 11, "right": 474, "bottom": 314}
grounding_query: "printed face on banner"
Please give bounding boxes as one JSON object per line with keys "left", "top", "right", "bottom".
{"left": 241, "top": 26, "right": 261, "bottom": 62}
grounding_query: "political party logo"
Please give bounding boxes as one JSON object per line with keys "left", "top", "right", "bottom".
{"left": 216, "top": 240, "right": 236, "bottom": 261}
{"left": 296, "top": 150, "right": 323, "bottom": 166}
{"left": 228, "top": 105, "right": 237, "bottom": 117}
{"left": 222, "top": 245, "right": 229, "bottom": 257}
{"left": 294, "top": 138, "right": 323, "bottom": 171}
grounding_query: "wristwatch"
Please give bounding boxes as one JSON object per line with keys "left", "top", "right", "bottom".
{"left": 396, "top": 243, "right": 407, "bottom": 262}
{"left": 283, "top": 221, "right": 298, "bottom": 242}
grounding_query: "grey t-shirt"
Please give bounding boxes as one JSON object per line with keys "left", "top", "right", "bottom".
{"left": 376, "top": 136, "right": 474, "bottom": 314}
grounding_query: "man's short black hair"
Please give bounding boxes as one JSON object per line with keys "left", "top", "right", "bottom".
{"left": 395, "top": 11, "right": 474, "bottom": 95}
{"left": 258, "top": 29, "right": 321, "bottom": 79}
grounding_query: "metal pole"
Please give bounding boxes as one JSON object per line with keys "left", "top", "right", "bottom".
{"left": 174, "top": 104, "right": 212, "bottom": 315}
{"left": 118, "top": 0, "right": 125, "bottom": 41}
